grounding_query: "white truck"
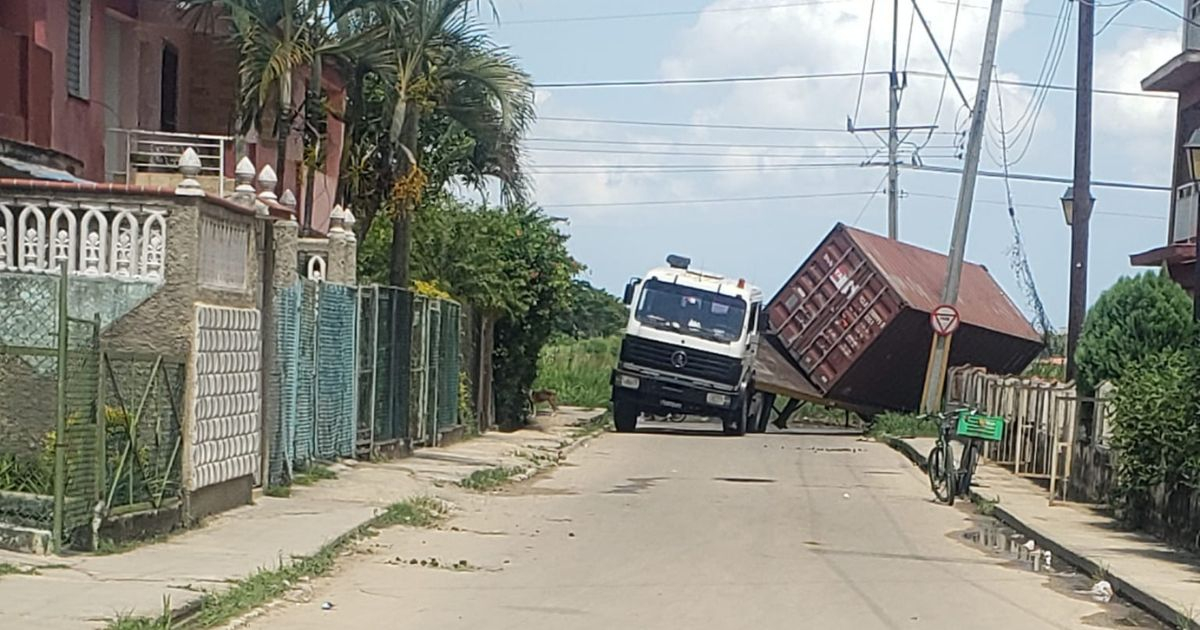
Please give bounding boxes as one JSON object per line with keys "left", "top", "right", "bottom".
{"left": 610, "top": 255, "right": 767, "bottom": 436}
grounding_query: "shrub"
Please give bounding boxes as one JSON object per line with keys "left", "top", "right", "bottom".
{"left": 1111, "top": 349, "right": 1200, "bottom": 525}
{"left": 1076, "top": 271, "right": 1196, "bottom": 394}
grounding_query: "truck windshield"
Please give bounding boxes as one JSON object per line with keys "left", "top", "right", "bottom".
{"left": 635, "top": 279, "right": 748, "bottom": 343}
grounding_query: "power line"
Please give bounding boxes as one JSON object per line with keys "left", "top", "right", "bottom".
{"left": 541, "top": 190, "right": 881, "bottom": 209}
{"left": 852, "top": 0, "right": 878, "bottom": 124}
{"left": 528, "top": 146, "right": 878, "bottom": 160}
{"left": 535, "top": 70, "right": 887, "bottom": 89}
{"left": 903, "top": 162, "right": 1171, "bottom": 191}
{"left": 906, "top": 191, "right": 1163, "bottom": 220}
{"left": 536, "top": 115, "right": 961, "bottom": 135}
{"left": 533, "top": 69, "right": 1173, "bottom": 100}
{"left": 527, "top": 136, "right": 932, "bottom": 150}
{"left": 501, "top": 0, "right": 853, "bottom": 25}
{"left": 853, "top": 174, "right": 891, "bottom": 225}
{"left": 528, "top": 162, "right": 874, "bottom": 173}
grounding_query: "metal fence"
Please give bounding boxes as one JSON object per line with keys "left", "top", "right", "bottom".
{"left": 269, "top": 280, "right": 358, "bottom": 485}
{"left": 355, "top": 287, "right": 461, "bottom": 455}
{"left": 0, "top": 267, "right": 102, "bottom": 551}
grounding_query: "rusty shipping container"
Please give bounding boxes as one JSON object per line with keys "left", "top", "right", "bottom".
{"left": 765, "top": 223, "right": 1043, "bottom": 412}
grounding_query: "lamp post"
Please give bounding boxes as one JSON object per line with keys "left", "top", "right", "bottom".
{"left": 1184, "top": 129, "right": 1200, "bottom": 319}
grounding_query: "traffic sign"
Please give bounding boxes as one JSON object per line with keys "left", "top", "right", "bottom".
{"left": 930, "top": 304, "right": 960, "bottom": 336}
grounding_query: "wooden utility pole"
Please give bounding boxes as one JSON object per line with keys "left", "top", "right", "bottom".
{"left": 1065, "top": 0, "right": 1094, "bottom": 382}
{"left": 887, "top": 0, "right": 901, "bottom": 239}
{"left": 918, "top": 0, "right": 1004, "bottom": 413}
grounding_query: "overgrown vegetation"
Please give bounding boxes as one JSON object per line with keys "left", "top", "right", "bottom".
{"left": 458, "top": 467, "right": 525, "bottom": 492}
{"left": 1111, "top": 349, "right": 1200, "bottom": 527}
{"left": 553, "top": 280, "right": 628, "bottom": 340}
{"left": 867, "top": 412, "right": 940, "bottom": 439}
{"left": 1076, "top": 271, "right": 1197, "bottom": 394}
{"left": 534, "top": 337, "right": 619, "bottom": 409}
{"left": 105, "top": 497, "right": 445, "bottom": 630}
{"left": 569, "top": 411, "right": 613, "bottom": 439}
{"left": 291, "top": 464, "right": 337, "bottom": 487}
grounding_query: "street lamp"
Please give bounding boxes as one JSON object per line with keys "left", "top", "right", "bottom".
{"left": 1060, "top": 186, "right": 1095, "bottom": 226}
{"left": 1184, "top": 129, "right": 1200, "bottom": 183}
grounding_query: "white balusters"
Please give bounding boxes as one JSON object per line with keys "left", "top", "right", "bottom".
{"left": 0, "top": 203, "right": 12, "bottom": 270}
{"left": 0, "top": 200, "right": 166, "bottom": 280}
{"left": 17, "top": 204, "right": 46, "bottom": 271}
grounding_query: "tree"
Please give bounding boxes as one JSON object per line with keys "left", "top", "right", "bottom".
{"left": 553, "top": 280, "right": 628, "bottom": 340}
{"left": 336, "top": 0, "right": 534, "bottom": 288}
{"left": 1075, "top": 271, "right": 1197, "bottom": 394}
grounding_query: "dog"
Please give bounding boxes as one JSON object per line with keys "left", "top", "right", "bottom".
{"left": 529, "top": 388, "right": 559, "bottom": 415}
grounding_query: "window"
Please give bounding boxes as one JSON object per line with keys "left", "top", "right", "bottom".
{"left": 160, "top": 44, "right": 179, "bottom": 131}
{"left": 634, "top": 279, "right": 748, "bottom": 343}
{"left": 67, "top": 0, "right": 91, "bottom": 99}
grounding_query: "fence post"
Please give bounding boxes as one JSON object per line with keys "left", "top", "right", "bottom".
{"left": 52, "top": 259, "right": 69, "bottom": 552}
{"left": 94, "top": 316, "right": 106, "bottom": 541}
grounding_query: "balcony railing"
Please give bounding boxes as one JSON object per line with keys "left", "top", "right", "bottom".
{"left": 1174, "top": 183, "right": 1198, "bottom": 243}
{"left": 109, "top": 129, "right": 233, "bottom": 196}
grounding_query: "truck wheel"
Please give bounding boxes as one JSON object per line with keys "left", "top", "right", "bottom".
{"left": 614, "top": 400, "right": 639, "bottom": 433}
{"left": 747, "top": 392, "right": 769, "bottom": 434}
{"left": 723, "top": 397, "right": 748, "bottom": 436}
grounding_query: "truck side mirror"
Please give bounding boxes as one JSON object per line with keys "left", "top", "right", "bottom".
{"left": 623, "top": 278, "right": 640, "bottom": 305}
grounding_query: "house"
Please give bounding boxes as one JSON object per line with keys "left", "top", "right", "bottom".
{"left": 1130, "top": 0, "right": 1200, "bottom": 292}
{"left": 0, "top": 0, "right": 344, "bottom": 232}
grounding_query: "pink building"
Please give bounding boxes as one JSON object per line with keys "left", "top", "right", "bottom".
{"left": 0, "top": 0, "right": 344, "bottom": 232}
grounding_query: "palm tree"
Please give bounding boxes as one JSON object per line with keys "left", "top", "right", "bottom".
{"left": 181, "top": 0, "right": 380, "bottom": 207}
{"left": 344, "top": 0, "right": 535, "bottom": 288}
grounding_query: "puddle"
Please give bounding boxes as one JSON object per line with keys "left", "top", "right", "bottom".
{"left": 956, "top": 517, "right": 1168, "bottom": 629}
{"left": 714, "top": 477, "right": 776, "bottom": 484}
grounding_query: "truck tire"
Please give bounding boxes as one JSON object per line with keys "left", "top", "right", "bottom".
{"left": 614, "top": 400, "right": 639, "bottom": 433}
{"left": 723, "top": 396, "right": 748, "bottom": 436}
{"left": 747, "top": 392, "right": 769, "bottom": 434}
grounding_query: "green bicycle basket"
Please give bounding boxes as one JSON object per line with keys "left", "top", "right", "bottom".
{"left": 955, "top": 411, "right": 1005, "bottom": 442}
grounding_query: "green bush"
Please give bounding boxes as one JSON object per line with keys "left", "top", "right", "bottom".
{"left": 1111, "top": 349, "right": 1200, "bottom": 524}
{"left": 867, "top": 412, "right": 939, "bottom": 439}
{"left": 1076, "top": 271, "right": 1196, "bottom": 394}
{"left": 534, "top": 336, "right": 619, "bottom": 409}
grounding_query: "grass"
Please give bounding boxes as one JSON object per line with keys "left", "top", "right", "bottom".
{"left": 97, "top": 533, "right": 171, "bottom": 556}
{"left": 104, "top": 497, "right": 446, "bottom": 630}
{"left": 971, "top": 493, "right": 1000, "bottom": 517}
{"left": 534, "top": 336, "right": 619, "bottom": 409}
{"left": 867, "top": 412, "right": 940, "bottom": 439}
{"left": 291, "top": 464, "right": 338, "bottom": 486}
{"left": 458, "top": 467, "right": 526, "bottom": 492}
{"left": 263, "top": 485, "right": 292, "bottom": 498}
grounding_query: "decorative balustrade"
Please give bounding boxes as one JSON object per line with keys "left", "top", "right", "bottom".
{"left": 0, "top": 198, "right": 168, "bottom": 280}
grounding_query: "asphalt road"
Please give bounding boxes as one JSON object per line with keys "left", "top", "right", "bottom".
{"left": 241, "top": 423, "right": 1154, "bottom": 629}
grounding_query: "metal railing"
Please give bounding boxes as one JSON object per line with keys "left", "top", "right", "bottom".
{"left": 111, "top": 129, "right": 233, "bottom": 196}
{"left": 1174, "top": 183, "right": 1197, "bottom": 244}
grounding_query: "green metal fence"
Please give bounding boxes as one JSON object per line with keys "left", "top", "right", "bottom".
{"left": 0, "top": 265, "right": 103, "bottom": 551}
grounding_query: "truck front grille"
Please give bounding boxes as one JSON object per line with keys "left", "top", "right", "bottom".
{"left": 620, "top": 337, "right": 742, "bottom": 385}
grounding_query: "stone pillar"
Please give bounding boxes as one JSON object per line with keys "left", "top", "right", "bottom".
{"left": 326, "top": 205, "right": 358, "bottom": 285}
{"left": 273, "top": 190, "right": 300, "bottom": 289}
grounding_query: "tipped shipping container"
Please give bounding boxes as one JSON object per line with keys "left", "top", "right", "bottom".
{"left": 764, "top": 223, "right": 1043, "bottom": 412}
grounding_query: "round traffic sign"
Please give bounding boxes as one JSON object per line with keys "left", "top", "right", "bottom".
{"left": 930, "top": 304, "right": 960, "bottom": 336}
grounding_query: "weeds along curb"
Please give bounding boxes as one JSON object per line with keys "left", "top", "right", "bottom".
{"left": 879, "top": 434, "right": 1199, "bottom": 630}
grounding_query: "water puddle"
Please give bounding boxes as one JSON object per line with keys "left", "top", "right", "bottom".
{"left": 956, "top": 517, "right": 1167, "bottom": 629}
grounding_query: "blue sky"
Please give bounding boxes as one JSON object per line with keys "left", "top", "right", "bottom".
{"left": 485, "top": 0, "right": 1182, "bottom": 328}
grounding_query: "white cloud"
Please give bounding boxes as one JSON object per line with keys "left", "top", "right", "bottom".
{"left": 1093, "top": 32, "right": 1177, "bottom": 180}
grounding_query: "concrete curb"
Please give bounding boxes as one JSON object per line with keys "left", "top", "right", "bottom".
{"left": 880, "top": 435, "right": 1198, "bottom": 630}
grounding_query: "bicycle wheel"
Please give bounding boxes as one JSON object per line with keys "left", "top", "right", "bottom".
{"left": 927, "top": 443, "right": 953, "bottom": 504}
{"left": 958, "top": 443, "right": 979, "bottom": 497}
{"left": 942, "top": 440, "right": 957, "bottom": 506}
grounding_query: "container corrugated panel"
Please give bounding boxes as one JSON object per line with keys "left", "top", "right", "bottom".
{"left": 766, "top": 223, "right": 1043, "bottom": 411}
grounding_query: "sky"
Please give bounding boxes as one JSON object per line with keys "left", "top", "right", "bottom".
{"left": 481, "top": 0, "right": 1183, "bottom": 329}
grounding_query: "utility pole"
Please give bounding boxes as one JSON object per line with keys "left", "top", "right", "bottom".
{"left": 887, "top": 0, "right": 901, "bottom": 239}
{"left": 1065, "top": 0, "right": 1094, "bottom": 382}
{"left": 918, "top": 0, "right": 1004, "bottom": 413}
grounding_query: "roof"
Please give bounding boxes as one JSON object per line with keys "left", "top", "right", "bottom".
{"left": 840, "top": 224, "right": 1041, "bottom": 343}
{"left": 1142, "top": 50, "right": 1200, "bottom": 93}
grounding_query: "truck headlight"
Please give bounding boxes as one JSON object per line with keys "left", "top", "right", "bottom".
{"left": 616, "top": 375, "right": 640, "bottom": 390}
{"left": 706, "top": 393, "right": 731, "bottom": 407}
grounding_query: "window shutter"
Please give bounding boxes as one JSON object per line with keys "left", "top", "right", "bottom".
{"left": 67, "top": 0, "right": 89, "bottom": 98}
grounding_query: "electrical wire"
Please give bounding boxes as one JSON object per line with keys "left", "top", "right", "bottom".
{"left": 917, "top": 0, "right": 964, "bottom": 152}
{"left": 535, "top": 70, "right": 887, "bottom": 89}
{"left": 540, "top": 190, "right": 883, "bottom": 209}
{"left": 853, "top": 173, "right": 891, "bottom": 225}
{"left": 537, "top": 115, "right": 959, "bottom": 135}
{"left": 527, "top": 146, "right": 896, "bottom": 160}
{"left": 853, "top": 0, "right": 879, "bottom": 124}
{"left": 501, "top": 0, "right": 853, "bottom": 25}
{"left": 526, "top": 137, "right": 939, "bottom": 150}
{"left": 906, "top": 69, "right": 1175, "bottom": 100}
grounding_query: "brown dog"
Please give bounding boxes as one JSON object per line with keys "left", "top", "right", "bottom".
{"left": 529, "top": 389, "right": 559, "bottom": 415}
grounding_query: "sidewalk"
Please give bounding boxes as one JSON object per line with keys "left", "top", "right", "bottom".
{"left": 890, "top": 436, "right": 1200, "bottom": 628}
{"left": 0, "top": 408, "right": 605, "bottom": 629}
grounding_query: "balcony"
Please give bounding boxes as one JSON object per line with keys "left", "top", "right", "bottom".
{"left": 107, "top": 129, "right": 234, "bottom": 196}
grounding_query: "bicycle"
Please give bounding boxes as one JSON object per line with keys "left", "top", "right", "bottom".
{"left": 927, "top": 406, "right": 1004, "bottom": 505}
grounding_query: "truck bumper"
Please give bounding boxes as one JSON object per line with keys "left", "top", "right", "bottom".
{"left": 611, "top": 368, "right": 739, "bottom": 416}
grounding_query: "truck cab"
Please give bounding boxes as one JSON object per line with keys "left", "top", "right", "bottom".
{"left": 611, "top": 255, "right": 766, "bottom": 435}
